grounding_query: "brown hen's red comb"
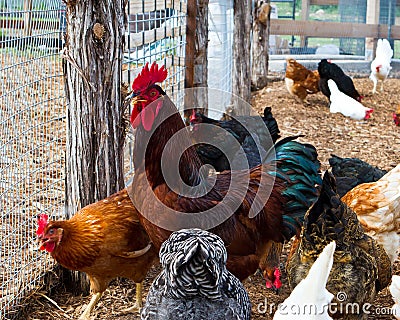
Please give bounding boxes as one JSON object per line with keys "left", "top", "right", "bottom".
{"left": 36, "top": 213, "right": 49, "bottom": 236}
{"left": 132, "top": 62, "right": 168, "bottom": 93}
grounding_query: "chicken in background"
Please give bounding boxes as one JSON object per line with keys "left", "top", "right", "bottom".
{"left": 37, "top": 189, "right": 158, "bottom": 320}
{"left": 190, "top": 106, "right": 281, "bottom": 172}
{"left": 328, "top": 79, "right": 373, "bottom": 120}
{"left": 274, "top": 241, "right": 336, "bottom": 320}
{"left": 284, "top": 58, "right": 320, "bottom": 104}
{"left": 141, "top": 229, "right": 251, "bottom": 320}
{"left": 287, "top": 172, "right": 392, "bottom": 320}
{"left": 318, "top": 59, "right": 363, "bottom": 102}
{"left": 390, "top": 275, "right": 400, "bottom": 320}
{"left": 129, "top": 62, "right": 322, "bottom": 283}
{"left": 393, "top": 104, "right": 400, "bottom": 126}
{"left": 258, "top": 241, "right": 283, "bottom": 293}
{"left": 341, "top": 164, "right": 400, "bottom": 264}
{"left": 329, "top": 154, "right": 387, "bottom": 197}
{"left": 370, "top": 39, "right": 393, "bottom": 94}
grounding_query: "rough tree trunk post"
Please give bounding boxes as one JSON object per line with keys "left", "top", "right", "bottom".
{"left": 251, "top": 0, "right": 271, "bottom": 91}
{"left": 63, "top": 0, "right": 127, "bottom": 294}
{"left": 184, "top": 0, "right": 209, "bottom": 122}
{"left": 194, "top": 0, "right": 209, "bottom": 115}
{"left": 232, "top": 0, "right": 252, "bottom": 114}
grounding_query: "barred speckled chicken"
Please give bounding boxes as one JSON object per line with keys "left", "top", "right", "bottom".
{"left": 141, "top": 228, "right": 251, "bottom": 320}
{"left": 287, "top": 171, "right": 392, "bottom": 320}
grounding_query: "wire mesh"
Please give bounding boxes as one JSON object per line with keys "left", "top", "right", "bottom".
{"left": 0, "top": 0, "right": 66, "bottom": 318}
{"left": 123, "top": 0, "right": 188, "bottom": 183}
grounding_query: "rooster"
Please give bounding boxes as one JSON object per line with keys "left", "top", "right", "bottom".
{"left": 285, "top": 58, "right": 320, "bottom": 104}
{"left": 37, "top": 189, "right": 158, "bottom": 320}
{"left": 328, "top": 80, "right": 373, "bottom": 120}
{"left": 274, "top": 241, "right": 336, "bottom": 320}
{"left": 190, "top": 106, "right": 281, "bottom": 172}
{"left": 318, "top": 59, "right": 362, "bottom": 102}
{"left": 141, "top": 228, "right": 251, "bottom": 320}
{"left": 341, "top": 164, "right": 400, "bottom": 264}
{"left": 328, "top": 154, "right": 387, "bottom": 197}
{"left": 287, "top": 172, "right": 392, "bottom": 319}
{"left": 370, "top": 39, "right": 393, "bottom": 94}
{"left": 128, "top": 62, "right": 322, "bottom": 282}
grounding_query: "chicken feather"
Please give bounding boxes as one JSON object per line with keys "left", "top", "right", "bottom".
{"left": 287, "top": 171, "right": 391, "bottom": 320}
{"left": 129, "top": 63, "right": 322, "bottom": 284}
{"left": 342, "top": 164, "right": 400, "bottom": 263}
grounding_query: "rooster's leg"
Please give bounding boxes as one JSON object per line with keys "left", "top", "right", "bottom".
{"left": 380, "top": 81, "right": 384, "bottom": 92}
{"left": 121, "top": 282, "right": 143, "bottom": 313}
{"left": 79, "top": 292, "right": 102, "bottom": 320}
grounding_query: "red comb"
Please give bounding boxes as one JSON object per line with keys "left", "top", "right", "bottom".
{"left": 132, "top": 62, "right": 168, "bottom": 93}
{"left": 190, "top": 109, "right": 197, "bottom": 122}
{"left": 36, "top": 214, "right": 49, "bottom": 236}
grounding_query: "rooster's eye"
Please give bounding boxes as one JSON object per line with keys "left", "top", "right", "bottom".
{"left": 49, "top": 229, "right": 54, "bottom": 235}
{"left": 149, "top": 90, "right": 157, "bottom": 97}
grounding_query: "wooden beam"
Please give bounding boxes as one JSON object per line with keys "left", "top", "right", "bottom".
{"left": 270, "top": 19, "right": 400, "bottom": 40}
{"left": 184, "top": 0, "right": 196, "bottom": 114}
{"left": 366, "top": 0, "right": 380, "bottom": 59}
{"left": 300, "top": 0, "right": 310, "bottom": 47}
{"left": 310, "top": 0, "right": 337, "bottom": 4}
{"left": 23, "top": 0, "right": 33, "bottom": 36}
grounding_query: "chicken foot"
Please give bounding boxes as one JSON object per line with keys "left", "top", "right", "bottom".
{"left": 121, "top": 282, "right": 143, "bottom": 313}
{"left": 79, "top": 292, "right": 102, "bottom": 320}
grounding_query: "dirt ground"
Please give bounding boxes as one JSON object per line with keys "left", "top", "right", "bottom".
{"left": 22, "top": 76, "right": 400, "bottom": 319}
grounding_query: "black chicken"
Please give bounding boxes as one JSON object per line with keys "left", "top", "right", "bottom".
{"left": 318, "top": 59, "right": 362, "bottom": 102}
{"left": 329, "top": 154, "right": 387, "bottom": 197}
{"left": 190, "top": 106, "right": 281, "bottom": 172}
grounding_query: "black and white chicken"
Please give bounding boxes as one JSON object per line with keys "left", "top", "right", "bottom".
{"left": 141, "top": 228, "right": 251, "bottom": 320}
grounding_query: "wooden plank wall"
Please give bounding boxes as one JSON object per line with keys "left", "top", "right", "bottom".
{"left": 270, "top": 19, "right": 400, "bottom": 40}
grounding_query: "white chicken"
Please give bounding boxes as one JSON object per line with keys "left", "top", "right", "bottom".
{"left": 273, "top": 241, "right": 336, "bottom": 320}
{"left": 390, "top": 275, "right": 400, "bottom": 320}
{"left": 370, "top": 39, "right": 393, "bottom": 94}
{"left": 342, "top": 164, "right": 400, "bottom": 264}
{"left": 328, "top": 79, "right": 373, "bottom": 120}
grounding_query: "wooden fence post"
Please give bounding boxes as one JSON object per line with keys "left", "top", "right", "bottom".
{"left": 23, "top": 0, "right": 33, "bottom": 36}
{"left": 63, "top": 0, "right": 127, "bottom": 294}
{"left": 184, "top": 0, "right": 209, "bottom": 121}
{"left": 232, "top": 0, "right": 252, "bottom": 112}
{"left": 251, "top": 0, "right": 270, "bottom": 90}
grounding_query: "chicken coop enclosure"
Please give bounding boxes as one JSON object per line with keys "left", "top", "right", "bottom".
{"left": 0, "top": 0, "right": 400, "bottom": 318}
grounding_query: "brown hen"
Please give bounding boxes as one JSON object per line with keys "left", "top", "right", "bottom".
{"left": 285, "top": 58, "right": 320, "bottom": 103}
{"left": 37, "top": 188, "right": 158, "bottom": 320}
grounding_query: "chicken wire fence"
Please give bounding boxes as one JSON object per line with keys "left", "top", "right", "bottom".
{"left": 0, "top": 0, "right": 188, "bottom": 318}
{"left": 0, "top": 0, "right": 66, "bottom": 318}
{"left": 3, "top": 0, "right": 398, "bottom": 317}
